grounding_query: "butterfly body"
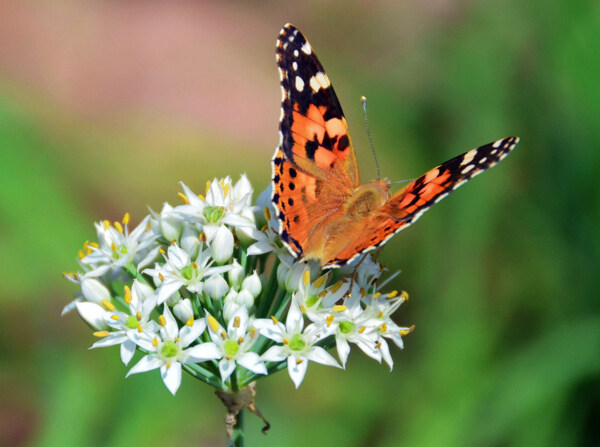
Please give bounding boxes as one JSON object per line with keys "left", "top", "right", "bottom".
{"left": 272, "top": 23, "right": 519, "bottom": 268}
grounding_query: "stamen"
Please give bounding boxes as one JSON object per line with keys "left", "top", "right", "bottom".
{"left": 373, "top": 292, "right": 381, "bottom": 299}
{"left": 152, "top": 337, "right": 158, "bottom": 347}
{"left": 261, "top": 224, "right": 268, "bottom": 232}
{"left": 400, "top": 325, "right": 415, "bottom": 336}
{"left": 158, "top": 315, "right": 166, "bottom": 327}
{"left": 111, "top": 242, "right": 117, "bottom": 253}
{"left": 178, "top": 192, "right": 190, "bottom": 204}
{"left": 300, "top": 304, "right": 306, "bottom": 313}
{"left": 186, "top": 317, "right": 194, "bottom": 327}
{"left": 330, "top": 281, "right": 344, "bottom": 293}
{"left": 282, "top": 338, "right": 289, "bottom": 344}
{"left": 238, "top": 337, "right": 244, "bottom": 344}
{"left": 263, "top": 206, "right": 271, "bottom": 221}
{"left": 114, "top": 221, "right": 123, "bottom": 234}
{"left": 199, "top": 232, "right": 206, "bottom": 242}
{"left": 400, "top": 291, "right": 409, "bottom": 301}
{"left": 111, "top": 315, "right": 120, "bottom": 320}
{"left": 296, "top": 358, "right": 303, "bottom": 365}
{"left": 380, "top": 323, "right": 388, "bottom": 333}
{"left": 377, "top": 311, "right": 383, "bottom": 318}
{"left": 158, "top": 273, "right": 165, "bottom": 281}
{"left": 226, "top": 354, "right": 233, "bottom": 360}
{"left": 78, "top": 249, "right": 85, "bottom": 259}
{"left": 318, "top": 290, "right": 328, "bottom": 299}
{"left": 358, "top": 326, "right": 366, "bottom": 334}
{"left": 123, "top": 212, "right": 130, "bottom": 225}
{"left": 387, "top": 290, "right": 398, "bottom": 299}
{"left": 375, "top": 342, "right": 382, "bottom": 349}
{"left": 159, "top": 248, "right": 166, "bottom": 255}
{"left": 361, "top": 288, "right": 366, "bottom": 298}
{"left": 326, "top": 315, "right": 334, "bottom": 327}
{"left": 166, "top": 363, "right": 171, "bottom": 369}
{"left": 249, "top": 328, "right": 257, "bottom": 338}
{"left": 223, "top": 183, "right": 230, "bottom": 197}
{"left": 207, "top": 315, "right": 220, "bottom": 332}
{"left": 270, "top": 316, "right": 278, "bottom": 325}
{"left": 93, "top": 331, "right": 109, "bottom": 338}
{"left": 123, "top": 285, "right": 132, "bottom": 304}
{"left": 136, "top": 312, "right": 142, "bottom": 321}
{"left": 332, "top": 305, "right": 347, "bottom": 312}
{"left": 220, "top": 332, "right": 227, "bottom": 340}
{"left": 314, "top": 274, "right": 327, "bottom": 289}
{"left": 137, "top": 323, "right": 143, "bottom": 333}
{"left": 145, "top": 221, "right": 152, "bottom": 232}
{"left": 198, "top": 194, "right": 205, "bottom": 201}
{"left": 89, "top": 242, "right": 99, "bottom": 248}
{"left": 174, "top": 337, "right": 180, "bottom": 342}
{"left": 233, "top": 316, "right": 240, "bottom": 328}
{"left": 103, "top": 220, "right": 110, "bottom": 231}
{"left": 205, "top": 180, "right": 210, "bottom": 195}
{"left": 192, "top": 262, "right": 198, "bottom": 270}
{"left": 303, "top": 270, "right": 310, "bottom": 286}
{"left": 102, "top": 300, "right": 115, "bottom": 312}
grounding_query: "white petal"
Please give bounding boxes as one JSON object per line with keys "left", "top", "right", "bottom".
{"left": 90, "top": 332, "right": 128, "bottom": 348}
{"left": 179, "top": 320, "right": 207, "bottom": 347}
{"left": 247, "top": 240, "right": 274, "bottom": 256}
{"left": 184, "top": 342, "right": 221, "bottom": 362}
{"left": 227, "top": 306, "right": 249, "bottom": 340}
{"left": 120, "top": 339, "right": 137, "bottom": 365}
{"left": 253, "top": 319, "right": 285, "bottom": 343}
{"left": 335, "top": 336, "right": 351, "bottom": 368}
{"left": 129, "top": 331, "right": 157, "bottom": 351}
{"left": 81, "top": 278, "right": 111, "bottom": 305}
{"left": 237, "top": 352, "right": 267, "bottom": 375}
{"left": 167, "top": 245, "right": 190, "bottom": 269}
{"left": 286, "top": 299, "right": 304, "bottom": 333}
{"left": 287, "top": 355, "right": 309, "bottom": 389}
{"left": 156, "top": 279, "right": 184, "bottom": 305}
{"left": 222, "top": 213, "right": 254, "bottom": 228}
{"left": 219, "top": 359, "right": 237, "bottom": 382}
{"left": 137, "top": 246, "right": 161, "bottom": 272}
{"left": 132, "top": 279, "right": 155, "bottom": 302}
{"left": 75, "top": 302, "right": 109, "bottom": 330}
{"left": 261, "top": 345, "right": 287, "bottom": 362}
{"left": 126, "top": 355, "right": 163, "bottom": 376}
{"left": 211, "top": 225, "right": 234, "bottom": 264}
{"left": 179, "top": 182, "right": 205, "bottom": 209}
{"left": 305, "top": 346, "right": 340, "bottom": 368}
{"left": 161, "top": 362, "right": 182, "bottom": 395}
{"left": 161, "top": 305, "right": 179, "bottom": 340}
{"left": 379, "top": 338, "right": 394, "bottom": 370}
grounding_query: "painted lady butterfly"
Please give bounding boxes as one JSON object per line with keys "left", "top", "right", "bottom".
{"left": 272, "top": 23, "right": 519, "bottom": 268}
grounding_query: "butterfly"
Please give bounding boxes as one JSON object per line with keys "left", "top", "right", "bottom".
{"left": 272, "top": 23, "right": 519, "bottom": 269}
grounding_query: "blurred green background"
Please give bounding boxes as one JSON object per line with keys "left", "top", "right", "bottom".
{"left": 1, "top": 1, "right": 599, "bottom": 446}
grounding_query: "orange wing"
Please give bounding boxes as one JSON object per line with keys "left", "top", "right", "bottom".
{"left": 323, "top": 137, "right": 519, "bottom": 267}
{"left": 272, "top": 24, "right": 361, "bottom": 259}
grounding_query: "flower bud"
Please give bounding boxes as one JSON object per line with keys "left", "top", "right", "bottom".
{"left": 181, "top": 225, "right": 200, "bottom": 259}
{"left": 211, "top": 225, "right": 234, "bottom": 264}
{"left": 159, "top": 203, "right": 183, "bottom": 241}
{"left": 235, "top": 289, "right": 254, "bottom": 308}
{"left": 235, "top": 208, "right": 258, "bottom": 247}
{"left": 173, "top": 298, "right": 194, "bottom": 323}
{"left": 165, "top": 291, "right": 181, "bottom": 307}
{"left": 204, "top": 274, "right": 229, "bottom": 300}
{"left": 81, "top": 278, "right": 111, "bottom": 305}
{"left": 285, "top": 264, "right": 306, "bottom": 293}
{"left": 241, "top": 270, "right": 262, "bottom": 298}
{"left": 233, "top": 174, "right": 253, "bottom": 205}
{"left": 223, "top": 298, "right": 238, "bottom": 322}
{"left": 131, "top": 279, "right": 154, "bottom": 302}
{"left": 227, "top": 260, "right": 245, "bottom": 289}
{"left": 277, "top": 262, "right": 289, "bottom": 289}
{"left": 76, "top": 301, "right": 109, "bottom": 330}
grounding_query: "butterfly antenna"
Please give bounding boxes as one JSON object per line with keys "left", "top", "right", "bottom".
{"left": 389, "top": 178, "right": 416, "bottom": 185}
{"left": 361, "top": 96, "right": 381, "bottom": 180}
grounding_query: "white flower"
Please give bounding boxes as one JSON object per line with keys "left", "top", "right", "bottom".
{"left": 144, "top": 245, "right": 232, "bottom": 305}
{"left": 211, "top": 224, "right": 234, "bottom": 264}
{"left": 293, "top": 271, "right": 348, "bottom": 325}
{"left": 180, "top": 225, "right": 201, "bottom": 259}
{"left": 254, "top": 301, "right": 339, "bottom": 388}
{"left": 227, "top": 260, "right": 245, "bottom": 289}
{"left": 127, "top": 305, "right": 220, "bottom": 395}
{"left": 204, "top": 274, "right": 229, "bottom": 300}
{"left": 205, "top": 307, "right": 267, "bottom": 382}
{"left": 158, "top": 203, "right": 183, "bottom": 242}
{"left": 75, "top": 301, "right": 109, "bottom": 331}
{"left": 81, "top": 215, "right": 160, "bottom": 277}
{"left": 81, "top": 278, "right": 112, "bottom": 305}
{"left": 241, "top": 271, "right": 262, "bottom": 298}
{"left": 90, "top": 280, "right": 161, "bottom": 365}
{"left": 173, "top": 298, "right": 194, "bottom": 323}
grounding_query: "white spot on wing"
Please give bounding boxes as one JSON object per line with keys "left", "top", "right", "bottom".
{"left": 460, "top": 150, "right": 476, "bottom": 166}
{"left": 294, "top": 50, "right": 299, "bottom": 57}
{"left": 493, "top": 139, "right": 503, "bottom": 148}
{"left": 479, "top": 157, "right": 487, "bottom": 164}
{"left": 316, "top": 72, "right": 331, "bottom": 88}
{"left": 295, "top": 76, "right": 305, "bottom": 92}
{"left": 309, "top": 76, "right": 321, "bottom": 92}
{"left": 301, "top": 42, "right": 312, "bottom": 55}
{"left": 461, "top": 164, "right": 475, "bottom": 174}
{"left": 292, "top": 61, "right": 298, "bottom": 71}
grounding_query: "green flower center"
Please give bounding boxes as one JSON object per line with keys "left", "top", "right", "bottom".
{"left": 160, "top": 341, "right": 179, "bottom": 359}
{"left": 125, "top": 315, "right": 138, "bottom": 329}
{"left": 339, "top": 321, "right": 356, "bottom": 334}
{"left": 305, "top": 295, "right": 319, "bottom": 308}
{"left": 289, "top": 334, "right": 306, "bottom": 351}
{"left": 224, "top": 339, "right": 240, "bottom": 357}
{"left": 203, "top": 206, "right": 226, "bottom": 224}
{"left": 181, "top": 264, "right": 194, "bottom": 280}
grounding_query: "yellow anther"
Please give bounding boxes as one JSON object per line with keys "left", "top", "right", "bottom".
{"left": 300, "top": 305, "right": 306, "bottom": 314}
{"left": 223, "top": 183, "right": 230, "bottom": 197}
{"left": 314, "top": 275, "right": 326, "bottom": 289}
{"left": 238, "top": 337, "right": 244, "bottom": 344}
{"left": 220, "top": 332, "right": 227, "bottom": 340}
{"left": 380, "top": 323, "right": 388, "bottom": 334}
{"left": 261, "top": 224, "right": 268, "bottom": 232}
{"left": 270, "top": 316, "right": 278, "bottom": 325}
{"left": 318, "top": 290, "right": 328, "bottom": 299}
{"left": 170, "top": 239, "right": 176, "bottom": 245}
{"left": 249, "top": 328, "right": 257, "bottom": 338}
{"left": 197, "top": 194, "right": 205, "bottom": 201}
{"left": 89, "top": 242, "right": 99, "bottom": 248}
{"left": 178, "top": 192, "right": 190, "bottom": 204}
{"left": 303, "top": 270, "right": 310, "bottom": 286}
{"left": 83, "top": 241, "right": 89, "bottom": 250}
{"left": 152, "top": 337, "right": 158, "bottom": 347}
{"left": 263, "top": 206, "right": 271, "bottom": 222}
{"left": 192, "top": 262, "right": 198, "bottom": 270}
{"left": 145, "top": 221, "right": 152, "bottom": 232}
{"left": 136, "top": 312, "right": 142, "bottom": 321}
{"left": 373, "top": 292, "right": 381, "bottom": 299}
{"left": 206, "top": 180, "right": 211, "bottom": 195}
{"left": 400, "top": 325, "right": 415, "bottom": 336}
{"left": 226, "top": 354, "right": 233, "bottom": 360}
{"left": 332, "top": 305, "right": 347, "bottom": 312}
{"left": 78, "top": 249, "right": 85, "bottom": 259}
{"left": 296, "top": 358, "right": 303, "bottom": 365}
{"left": 207, "top": 315, "right": 220, "bottom": 332}
{"left": 111, "top": 315, "right": 120, "bottom": 320}
{"left": 137, "top": 323, "right": 143, "bottom": 333}
{"left": 326, "top": 315, "right": 334, "bottom": 327}
{"left": 282, "top": 338, "right": 289, "bottom": 345}
{"left": 233, "top": 317, "right": 241, "bottom": 328}
{"left": 358, "top": 326, "right": 366, "bottom": 334}
{"left": 174, "top": 337, "right": 180, "bottom": 342}
{"left": 199, "top": 232, "right": 206, "bottom": 242}
{"left": 124, "top": 285, "right": 132, "bottom": 304}
{"left": 123, "top": 212, "right": 130, "bottom": 225}
{"left": 103, "top": 220, "right": 110, "bottom": 230}
{"left": 93, "top": 331, "right": 109, "bottom": 338}
{"left": 186, "top": 317, "right": 194, "bottom": 327}
{"left": 388, "top": 290, "right": 398, "bottom": 299}
{"left": 158, "top": 315, "right": 166, "bottom": 327}
{"left": 114, "top": 221, "right": 123, "bottom": 234}
{"left": 375, "top": 342, "right": 382, "bottom": 349}
{"left": 159, "top": 248, "right": 166, "bottom": 255}
{"left": 102, "top": 300, "right": 115, "bottom": 312}
{"left": 400, "top": 291, "right": 409, "bottom": 302}
{"left": 361, "top": 288, "right": 366, "bottom": 298}
{"left": 166, "top": 363, "right": 171, "bottom": 369}
{"left": 158, "top": 273, "right": 165, "bottom": 281}
{"left": 111, "top": 242, "right": 117, "bottom": 253}
{"left": 330, "top": 281, "right": 344, "bottom": 294}
{"left": 377, "top": 311, "right": 383, "bottom": 318}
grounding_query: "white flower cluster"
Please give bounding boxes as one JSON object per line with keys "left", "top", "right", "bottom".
{"left": 64, "top": 175, "right": 413, "bottom": 394}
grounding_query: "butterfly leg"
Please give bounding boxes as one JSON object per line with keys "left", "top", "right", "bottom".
{"left": 347, "top": 252, "right": 371, "bottom": 297}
